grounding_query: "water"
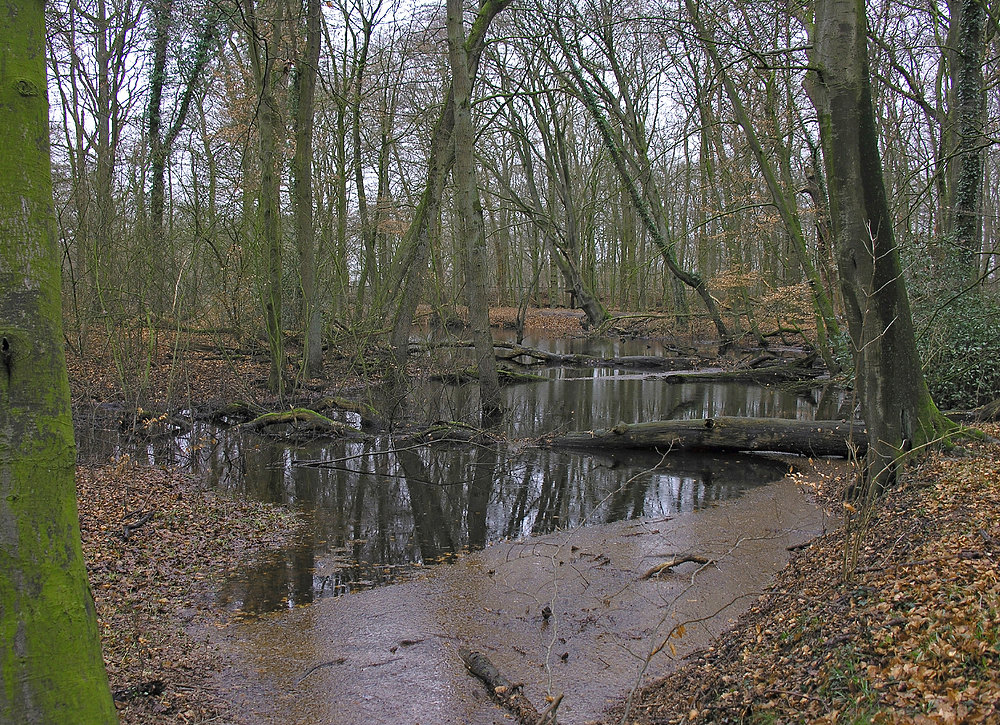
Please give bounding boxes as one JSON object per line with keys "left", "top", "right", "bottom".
{"left": 75, "top": 338, "right": 843, "bottom": 616}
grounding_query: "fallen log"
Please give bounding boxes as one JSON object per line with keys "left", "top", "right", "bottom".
{"left": 494, "top": 343, "right": 700, "bottom": 371}
{"left": 459, "top": 648, "right": 553, "bottom": 724}
{"left": 660, "top": 363, "right": 822, "bottom": 384}
{"left": 543, "top": 417, "right": 867, "bottom": 457}
{"left": 313, "top": 396, "right": 383, "bottom": 430}
{"left": 428, "top": 366, "right": 548, "bottom": 385}
{"left": 241, "top": 408, "right": 366, "bottom": 438}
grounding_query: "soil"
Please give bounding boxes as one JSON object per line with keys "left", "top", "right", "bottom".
{"left": 68, "top": 309, "right": 1000, "bottom": 724}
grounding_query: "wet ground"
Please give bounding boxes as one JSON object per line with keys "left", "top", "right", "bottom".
{"left": 75, "top": 331, "right": 844, "bottom": 722}
{"left": 206, "top": 475, "right": 834, "bottom": 724}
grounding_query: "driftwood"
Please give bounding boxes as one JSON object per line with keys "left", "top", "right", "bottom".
{"left": 495, "top": 344, "right": 700, "bottom": 371}
{"left": 459, "top": 648, "right": 556, "bottom": 724}
{"left": 544, "top": 417, "right": 867, "bottom": 457}
{"left": 241, "top": 409, "right": 365, "bottom": 438}
{"left": 641, "top": 555, "right": 713, "bottom": 580}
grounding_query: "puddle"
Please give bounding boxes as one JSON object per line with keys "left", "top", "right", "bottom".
{"left": 207, "top": 475, "right": 835, "bottom": 724}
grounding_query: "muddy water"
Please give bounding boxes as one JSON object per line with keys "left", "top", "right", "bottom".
{"left": 209, "top": 476, "right": 833, "bottom": 724}
{"left": 76, "top": 334, "right": 845, "bottom": 721}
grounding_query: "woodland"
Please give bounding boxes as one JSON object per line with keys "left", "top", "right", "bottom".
{"left": 2, "top": 0, "right": 1000, "bottom": 721}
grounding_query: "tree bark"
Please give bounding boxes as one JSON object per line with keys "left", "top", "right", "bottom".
{"left": 806, "top": 0, "right": 955, "bottom": 488}
{"left": 0, "top": 0, "right": 117, "bottom": 718}
{"left": 545, "top": 418, "right": 867, "bottom": 458}
{"left": 447, "top": 0, "right": 502, "bottom": 424}
{"left": 292, "top": 0, "right": 323, "bottom": 378}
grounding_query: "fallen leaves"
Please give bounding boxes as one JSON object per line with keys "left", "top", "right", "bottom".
{"left": 614, "top": 425, "right": 1000, "bottom": 724}
{"left": 78, "top": 458, "right": 303, "bottom": 725}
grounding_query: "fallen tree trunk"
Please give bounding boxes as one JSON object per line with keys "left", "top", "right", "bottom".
{"left": 543, "top": 417, "right": 867, "bottom": 457}
{"left": 660, "top": 364, "right": 822, "bottom": 384}
{"left": 495, "top": 344, "right": 700, "bottom": 371}
{"left": 241, "top": 409, "right": 366, "bottom": 438}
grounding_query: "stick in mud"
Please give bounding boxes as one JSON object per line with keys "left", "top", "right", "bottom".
{"left": 459, "top": 647, "right": 560, "bottom": 724}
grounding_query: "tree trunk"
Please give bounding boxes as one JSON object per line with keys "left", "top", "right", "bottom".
{"left": 246, "top": 0, "right": 285, "bottom": 395}
{"left": 292, "top": 0, "right": 323, "bottom": 378}
{"left": 146, "top": 0, "right": 217, "bottom": 315}
{"left": 446, "top": 0, "right": 502, "bottom": 424}
{"left": 686, "top": 0, "right": 843, "bottom": 372}
{"left": 0, "top": 0, "right": 117, "bottom": 718}
{"left": 386, "top": 0, "right": 512, "bottom": 379}
{"left": 806, "top": 0, "right": 955, "bottom": 488}
{"left": 553, "top": 35, "right": 731, "bottom": 344}
{"left": 545, "top": 418, "right": 867, "bottom": 458}
{"left": 942, "top": 0, "right": 987, "bottom": 291}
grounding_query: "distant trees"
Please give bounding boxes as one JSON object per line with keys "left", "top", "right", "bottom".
{"left": 37, "top": 0, "right": 996, "bottom": 409}
{"left": 1, "top": 0, "right": 117, "bottom": 719}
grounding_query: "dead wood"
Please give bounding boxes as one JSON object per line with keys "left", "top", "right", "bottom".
{"left": 241, "top": 409, "right": 366, "bottom": 438}
{"left": 641, "top": 555, "right": 714, "bottom": 580}
{"left": 459, "top": 648, "right": 546, "bottom": 724}
{"left": 543, "top": 417, "right": 867, "bottom": 457}
{"left": 494, "top": 343, "right": 699, "bottom": 371}
{"left": 313, "top": 396, "right": 383, "bottom": 429}
{"left": 429, "top": 366, "right": 548, "bottom": 384}
{"left": 661, "top": 361, "right": 822, "bottom": 384}
{"left": 403, "top": 421, "right": 506, "bottom": 445}
{"left": 121, "top": 510, "right": 155, "bottom": 541}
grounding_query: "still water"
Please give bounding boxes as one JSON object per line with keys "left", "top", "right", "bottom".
{"left": 77, "top": 339, "right": 843, "bottom": 617}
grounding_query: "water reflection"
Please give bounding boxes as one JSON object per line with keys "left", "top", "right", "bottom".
{"left": 76, "top": 367, "right": 842, "bottom": 614}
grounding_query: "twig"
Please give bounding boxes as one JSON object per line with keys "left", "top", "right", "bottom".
{"left": 534, "top": 692, "right": 564, "bottom": 725}
{"left": 640, "top": 555, "right": 713, "bottom": 580}
{"left": 295, "top": 657, "right": 346, "bottom": 686}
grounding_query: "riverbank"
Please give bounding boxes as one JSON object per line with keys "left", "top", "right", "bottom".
{"left": 78, "top": 460, "right": 304, "bottom": 724}
{"left": 68, "top": 311, "right": 1000, "bottom": 723}
{"left": 612, "top": 425, "right": 1000, "bottom": 724}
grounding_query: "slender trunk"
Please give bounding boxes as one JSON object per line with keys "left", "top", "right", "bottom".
{"left": 292, "top": 0, "right": 322, "bottom": 377}
{"left": 147, "top": 0, "right": 217, "bottom": 315}
{"left": 387, "top": 0, "right": 512, "bottom": 379}
{"left": 446, "top": 0, "right": 503, "bottom": 424}
{"left": 246, "top": 0, "right": 285, "bottom": 394}
{"left": 943, "top": 0, "right": 986, "bottom": 290}
{"left": 687, "top": 0, "right": 842, "bottom": 370}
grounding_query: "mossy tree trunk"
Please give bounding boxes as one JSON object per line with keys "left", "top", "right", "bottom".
{"left": 245, "top": 0, "right": 285, "bottom": 395}
{"left": 446, "top": 0, "right": 502, "bottom": 424}
{"left": 807, "top": 0, "right": 955, "bottom": 489}
{"left": 0, "top": 0, "right": 117, "bottom": 720}
{"left": 942, "top": 0, "right": 987, "bottom": 291}
{"left": 291, "top": 0, "right": 323, "bottom": 378}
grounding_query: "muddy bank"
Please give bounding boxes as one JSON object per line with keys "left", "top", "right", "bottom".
{"left": 205, "top": 475, "right": 836, "bottom": 724}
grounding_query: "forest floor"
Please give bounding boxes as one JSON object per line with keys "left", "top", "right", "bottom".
{"left": 68, "top": 308, "right": 1000, "bottom": 724}
{"left": 609, "top": 428, "right": 1000, "bottom": 725}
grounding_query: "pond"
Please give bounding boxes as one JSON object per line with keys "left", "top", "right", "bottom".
{"left": 77, "top": 343, "right": 843, "bottom": 615}
{"left": 76, "top": 336, "right": 843, "bottom": 722}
